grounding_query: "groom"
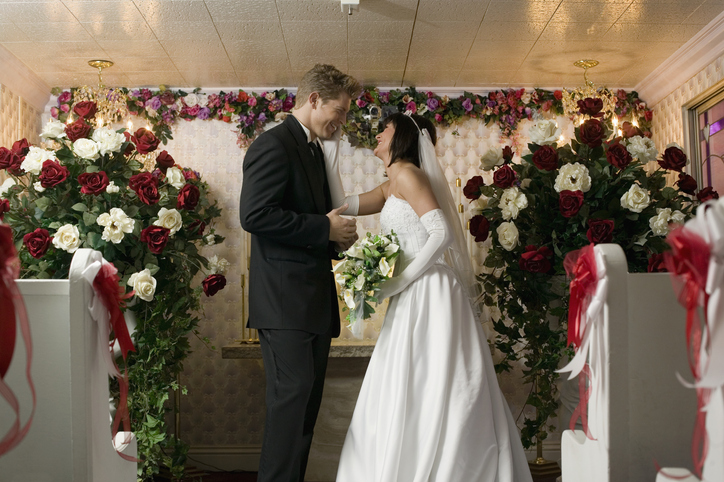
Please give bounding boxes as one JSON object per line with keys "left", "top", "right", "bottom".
{"left": 239, "top": 64, "right": 361, "bottom": 482}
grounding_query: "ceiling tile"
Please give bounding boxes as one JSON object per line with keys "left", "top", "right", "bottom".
{"left": 237, "top": 70, "right": 299, "bottom": 86}
{"left": 275, "top": 0, "right": 346, "bottom": 21}
{"left": 133, "top": 0, "right": 211, "bottom": 25}
{"left": 21, "top": 55, "right": 101, "bottom": 73}
{"left": 474, "top": 20, "right": 547, "bottom": 41}
{"left": 149, "top": 20, "right": 220, "bottom": 40}
{"left": 484, "top": 1, "right": 561, "bottom": 23}
{"left": 160, "top": 39, "right": 229, "bottom": 59}
{"left": 34, "top": 40, "right": 107, "bottom": 58}
{"left": 288, "top": 56, "right": 347, "bottom": 72}
{"left": 62, "top": 1, "right": 146, "bottom": 23}
{"left": 412, "top": 21, "right": 482, "bottom": 41}
{"left": 347, "top": 0, "right": 418, "bottom": 22}
{"left": 0, "top": 23, "right": 32, "bottom": 42}
{"left": 123, "top": 70, "right": 186, "bottom": 87}
{"left": 539, "top": 22, "right": 613, "bottom": 41}
{"left": 456, "top": 70, "right": 520, "bottom": 86}
{"left": 403, "top": 69, "right": 459, "bottom": 86}
{"left": 405, "top": 53, "right": 467, "bottom": 71}
{"left": 215, "top": 21, "right": 284, "bottom": 43}
{"left": 82, "top": 21, "right": 156, "bottom": 41}
{"left": 14, "top": 21, "right": 94, "bottom": 42}
{"left": 466, "top": 39, "right": 534, "bottom": 63}
{"left": 348, "top": 20, "right": 414, "bottom": 39}
{"left": 170, "top": 57, "right": 233, "bottom": 71}
{"left": 554, "top": 0, "right": 631, "bottom": 23}
{"left": 204, "top": 0, "right": 280, "bottom": 22}
{"left": 96, "top": 39, "right": 168, "bottom": 58}
{"left": 416, "top": 0, "right": 489, "bottom": 22}
{"left": 347, "top": 48, "right": 407, "bottom": 70}
{"left": 180, "top": 70, "right": 239, "bottom": 87}
{"left": 284, "top": 38, "right": 346, "bottom": 58}
{"left": 684, "top": 1, "right": 724, "bottom": 25}
{"left": 616, "top": 1, "right": 701, "bottom": 23}
{"left": 347, "top": 70, "right": 405, "bottom": 86}
{"left": 605, "top": 21, "right": 693, "bottom": 41}
{"left": 0, "top": 2, "right": 76, "bottom": 23}
{"left": 281, "top": 21, "right": 347, "bottom": 45}
{"left": 232, "top": 54, "right": 290, "bottom": 71}
{"left": 222, "top": 39, "right": 289, "bottom": 60}
{"left": 40, "top": 71, "right": 131, "bottom": 89}
{"left": 408, "top": 37, "right": 476, "bottom": 58}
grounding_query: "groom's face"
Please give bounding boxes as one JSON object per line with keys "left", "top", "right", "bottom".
{"left": 310, "top": 93, "right": 351, "bottom": 140}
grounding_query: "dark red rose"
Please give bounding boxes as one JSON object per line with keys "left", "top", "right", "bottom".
{"left": 469, "top": 214, "right": 490, "bottom": 242}
{"left": 658, "top": 146, "right": 687, "bottom": 172}
{"left": 11, "top": 138, "right": 29, "bottom": 157}
{"left": 519, "top": 245, "right": 553, "bottom": 273}
{"left": 0, "top": 148, "right": 22, "bottom": 174}
{"left": 644, "top": 110, "right": 654, "bottom": 122}
{"left": 23, "top": 228, "right": 51, "bottom": 259}
{"left": 38, "top": 159, "right": 69, "bottom": 188}
{"left": 77, "top": 171, "right": 109, "bottom": 195}
{"left": 0, "top": 199, "right": 9, "bottom": 220}
{"left": 177, "top": 184, "right": 200, "bottom": 210}
{"left": 128, "top": 172, "right": 154, "bottom": 191}
{"left": 129, "top": 172, "right": 160, "bottom": 205}
{"left": 202, "top": 274, "right": 227, "bottom": 297}
{"left": 159, "top": 91, "right": 176, "bottom": 105}
{"left": 587, "top": 219, "right": 615, "bottom": 244}
{"left": 621, "top": 121, "right": 643, "bottom": 139}
{"left": 463, "top": 176, "right": 485, "bottom": 200}
{"left": 73, "top": 101, "right": 97, "bottom": 120}
{"left": 188, "top": 219, "right": 206, "bottom": 236}
{"left": 579, "top": 118, "right": 605, "bottom": 148}
{"left": 65, "top": 119, "right": 92, "bottom": 142}
{"left": 122, "top": 131, "right": 135, "bottom": 156}
{"left": 493, "top": 164, "right": 517, "bottom": 188}
{"left": 502, "top": 146, "right": 514, "bottom": 162}
{"left": 606, "top": 142, "right": 633, "bottom": 169}
{"left": 559, "top": 190, "right": 584, "bottom": 218}
{"left": 577, "top": 98, "right": 604, "bottom": 117}
{"left": 647, "top": 253, "right": 667, "bottom": 273}
{"left": 677, "top": 173, "right": 698, "bottom": 195}
{"left": 0, "top": 225, "right": 14, "bottom": 267}
{"left": 532, "top": 145, "right": 559, "bottom": 171}
{"left": 697, "top": 186, "right": 719, "bottom": 202}
{"left": 131, "top": 128, "right": 160, "bottom": 154}
{"left": 156, "top": 150, "right": 175, "bottom": 170}
{"left": 140, "top": 225, "right": 170, "bottom": 254}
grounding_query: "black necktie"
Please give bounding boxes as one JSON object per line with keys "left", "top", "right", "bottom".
{"left": 309, "top": 141, "right": 332, "bottom": 209}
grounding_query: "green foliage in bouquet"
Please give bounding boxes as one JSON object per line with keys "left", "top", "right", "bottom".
{"left": 0, "top": 102, "right": 227, "bottom": 480}
{"left": 463, "top": 102, "right": 715, "bottom": 448}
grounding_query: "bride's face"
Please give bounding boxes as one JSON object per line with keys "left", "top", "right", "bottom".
{"left": 374, "top": 122, "right": 395, "bottom": 165}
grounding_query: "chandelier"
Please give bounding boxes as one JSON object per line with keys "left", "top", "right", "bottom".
{"left": 69, "top": 60, "right": 128, "bottom": 127}
{"left": 561, "top": 60, "right": 617, "bottom": 122}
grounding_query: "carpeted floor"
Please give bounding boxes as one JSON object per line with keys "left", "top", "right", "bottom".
{"left": 179, "top": 472, "right": 257, "bottom": 482}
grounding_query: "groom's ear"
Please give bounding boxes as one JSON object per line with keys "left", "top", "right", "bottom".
{"left": 308, "top": 92, "right": 321, "bottom": 108}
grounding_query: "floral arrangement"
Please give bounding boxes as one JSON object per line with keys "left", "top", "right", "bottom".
{"left": 51, "top": 87, "right": 296, "bottom": 149}
{"left": 334, "top": 232, "right": 400, "bottom": 337}
{"left": 0, "top": 101, "right": 227, "bottom": 480}
{"left": 462, "top": 99, "right": 712, "bottom": 449}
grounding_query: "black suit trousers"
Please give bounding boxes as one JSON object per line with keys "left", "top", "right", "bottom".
{"left": 257, "top": 328, "right": 332, "bottom": 482}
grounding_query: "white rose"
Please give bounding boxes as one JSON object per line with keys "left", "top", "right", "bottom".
{"left": 554, "top": 163, "right": 591, "bottom": 193}
{"left": 626, "top": 135, "right": 658, "bottom": 163}
{"left": 21, "top": 146, "right": 56, "bottom": 175}
{"left": 145, "top": 107, "right": 158, "bottom": 118}
{"left": 529, "top": 119, "right": 561, "bottom": 146}
{"left": 521, "top": 92, "right": 532, "bottom": 104}
{"left": 231, "top": 114, "right": 240, "bottom": 124}
{"left": 205, "top": 234, "right": 216, "bottom": 245}
{"left": 33, "top": 181, "right": 45, "bottom": 193}
{"left": 620, "top": 184, "right": 651, "bottom": 213}
{"left": 153, "top": 208, "right": 183, "bottom": 236}
{"left": 470, "top": 197, "right": 489, "bottom": 216}
{"left": 666, "top": 142, "right": 684, "bottom": 151}
{"left": 346, "top": 244, "right": 364, "bottom": 259}
{"left": 378, "top": 257, "right": 391, "bottom": 277}
{"left": 0, "top": 178, "right": 17, "bottom": 198}
{"left": 384, "top": 243, "right": 399, "bottom": 257}
{"left": 496, "top": 221, "right": 519, "bottom": 251}
{"left": 175, "top": 98, "right": 184, "bottom": 111}
{"left": 480, "top": 145, "right": 504, "bottom": 171}
{"left": 649, "top": 208, "right": 685, "bottom": 236}
{"left": 106, "top": 181, "right": 119, "bottom": 194}
{"left": 353, "top": 273, "right": 366, "bottom": 291}
{"left": 184, "top": 93, "right": 199, "bottom": 107}
{"left": 40, "top": 119, "right": 66, "bottom": 139}
{"left": 499, "top": 187, "right": 528, "bottom": 220}
{"left": 96, "top": 207, "right": 135, "bottom": 244}
{"left": 52, "top": 224, "right": 81, "bottom": 253}
{"left": 197, "top": 94, "right": 209, "bottom": 107}
{"left": 73, "top": 138, "right": 100, "bottom": 160}
{"left": 127, "top": 269, "right": 157, "bottom": 302}
{"left": 343, "top": 289, "right": 356, "bottom": 309}
{"left": 166, "top": 166, "right": 185, "bottom": 189}
{"left": 207, "top": 255, "right": 230, "bottom": 275}
{"left": 92, "top": 127, "right": 125, "bottom": 155}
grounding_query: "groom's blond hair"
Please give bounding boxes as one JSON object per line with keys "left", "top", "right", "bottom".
{"left": 296, "top": 64, "right": 361, "bottom": 107}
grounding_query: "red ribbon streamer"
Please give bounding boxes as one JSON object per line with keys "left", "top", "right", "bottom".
{"left": 0, "top": 224, "right": 36, "bottom": 457}
{"left": 564, "top": 244, "right": 598, "bottom": 349}
{"left": 664, "top": 226, "right": 711, "bottom": 479}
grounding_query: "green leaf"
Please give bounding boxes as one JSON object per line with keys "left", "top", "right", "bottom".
{"left": 82, "top": 212, "right": 98, "bottom": 225}
{"left": 145, "top": 263, "right": 160, "bottom": 275}
{"left": 71, "top": 203, "right": 89, "bottom": 212}
{"left": 35, "top": 197, "right": 51, "bottom": 211}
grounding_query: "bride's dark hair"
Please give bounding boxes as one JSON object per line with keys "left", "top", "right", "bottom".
{"left": 381, "top": 113, "right": 437, "bottom": 168}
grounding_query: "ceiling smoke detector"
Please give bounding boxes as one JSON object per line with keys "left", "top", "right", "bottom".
{"left": 341, "top": 0, "right": 359, "bottom": 15}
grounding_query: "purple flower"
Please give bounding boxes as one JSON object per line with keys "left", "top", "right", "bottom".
{"left": 487, "top": 100, "right": 496, "bottom": 108}
{"left": 245, "top": 116, "right": 254, "bottom": 127}
{"left": 427, "top": 98, "right": 439, "bottom": 111}
{"left": 224, "top": 92, "right": 235, "bottom": 103}
{"left": 162, "top": 111, "right": 174, "bottom": 123}
{"left": 146, "top": 96, "right": 162, "bottom": 111}
{"left": 197, "top": 106, "right": 210, "bottom": 120}
{"left": 379, "top": 92, "right": 390, "bottom": 103}
{"left": 258, "top": 113, "right": 267, "bottom": 123}
{"left": 58, "top": 91, "right": 71, "bottom": 103}
{"left": 130, "top": 89, "right": 141, "bottom": 99}
{"left": 462, "top": 98, "right": 473, "bottom": 112}
{"left": 140, "top": 88, "right": 153, "bottom": 101}
{"left": 524, "top": 107, "right": 532, "bottom": 116}
{"left": 271, "top": 99, "right": 283, "bottom": 112}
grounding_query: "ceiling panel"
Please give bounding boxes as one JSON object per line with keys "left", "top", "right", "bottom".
{"left": 474, "top": 20, "right": 548, "bottom": 41}
{"left": 80, "top": 21, "right": 157, "bottom": 41}
{"left": 415, "top": 0, "right": 490, "bottom": 22}
{"left": 62, "top": 1, "right": 147, "bottom": 23}
{"left": 347, "top": 20, "right": 414, "bottom": 39}
{"left": 204, "top": 0, "right": 280, "bottom": 22}
{"left": 484, "top": 1, "right": 562, "bottom": 23}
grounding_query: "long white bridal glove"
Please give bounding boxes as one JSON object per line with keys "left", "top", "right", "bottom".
{"left": 322, "top": 129, "right": 359, "bottom": 215}
{"left": 376, "top": 209, "right": 452, "bottom": 301}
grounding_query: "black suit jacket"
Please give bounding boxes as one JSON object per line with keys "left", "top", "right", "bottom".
{"left": 240, "top": 115, "right": 341, "bottom": 337}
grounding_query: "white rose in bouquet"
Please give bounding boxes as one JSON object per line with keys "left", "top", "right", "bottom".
{"left": 207, "top": 255, "right": 230, "bottom": 275}
{"left": 21, "top": 146, "right": 57, "bottom": 175}
{"left": 480, "top": 145, "right": 504, "bottom": 171}
{"left": 496, "top": 221, "right": 519, "bottom": 251}
{"left": 184, "top": 93, "right": 199, "bottom": 107}
{"left": 0, "top": 178, "right": 16, "bottom": 198}
{"left": 554, "top": 163, "right": 591, "bottom": 193}
{"left": 128, "top": 269, "right": 157, "bottom": 302}
{"left": 649, "top": 207, "right": 686, "bottom": 236}
{"left": 626, "top": 135, "right": 658, "bottom": 163}
{"left": 499, "top": 187, "right": 528, "bottom": 220}
{"left": 73, "top": 138, "right": 100, "bottom": 160}
{"left": 470, "top": 197, "right": 489, "bottom": 216}
{"left": 106, "top": 181, "right": 120, "bottom": 194}
{"left": 33, "top": 181, "right": 45, "bottom": 193}
{"left": 97, "top": 207, "right": 135, "bottom": 244}
{"left": 166, "top": 166, "right": 186, "bottom": 189}
{"left": 620, "top": 184, "right": 651, "bottom": 213}
{"left": 92, "top": 127, "right": 125, "bottom": 155}
{"left": 40, "top": 119, "right": 66, "bottom": 139}
{"left": 153, "top": 207, "right": 183, "bottom": 235}
{"left": 52, "top": 224, "right": 81, "bottom": 253}
{"left": 529, "top": 119, "right": 561, "bottom": 146}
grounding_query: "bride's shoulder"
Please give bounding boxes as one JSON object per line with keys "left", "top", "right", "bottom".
{"left": 396, "top": 164, "right": 431, "bottom": 190}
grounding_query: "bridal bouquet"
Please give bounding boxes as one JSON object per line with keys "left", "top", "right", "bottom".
{"left": 334, "top": 232, "right": 400, "bottom": 337}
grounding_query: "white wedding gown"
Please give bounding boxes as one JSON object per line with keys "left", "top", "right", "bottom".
{"left": 336, "top": 195, "right": 533, "bottom": 482}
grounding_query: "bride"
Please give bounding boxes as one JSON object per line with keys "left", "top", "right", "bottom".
{"left": 324, "top": 113, "right": 533, "bottom": 481}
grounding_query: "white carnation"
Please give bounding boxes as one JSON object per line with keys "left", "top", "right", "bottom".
{"left": 554, "top": 163, "right": 591, "bottom": 193}
{"left": 127, "top": 269, "right": 157, "bottom": 302}
{"left": 496, "top": 221, "right": 519, "bottom": 251}
{"left": 205, "top": 234, "right": 216, "bottom": 245}
{"left": 480, "top": 145, "right": 504, "bottom": 171}
{"left": 96, "top": 207, "right": 135, "bottom": 244}
{"left": 620, "top": 184, "right": 651, "bottom": 213}
{"left": 626, "top": 135, "right": 658, "bottom": 163}
{"left": 166, "top": 166, "right": 185, "bottom": 189}
{"left": 196, "top": 94, "right": 209, "bottom": 107}
{"left": 470, "top": 197, "right": 489, "bottom": 216}
{"left": 184, "top": 93, "right": 199, "bottom": 107}
{"left": 649, "top": 208, "right": 685, "bottom": 236}
{"left": 21, "top": 146, "right": 57, "bottom": 175}
{"left": 33, "top": 181, "right": 45, "bottom": 193}
{"left": 0, "top": 178, "right": 17, "bottom": 198}
{"left": 40, "top": 119, "right": 66, "bottom": 139}
{"left": 529, "top": 119, "right": 561, "bottom": 146}
{"left": 106, "top": 181, "right": 120, "bottom": 194}
{"left": 153, "top": 207, "right": 183, "bottom": 236}
{"left": 73, "top": 138, "right": 100, "bottom": 160}
{"left": 499, "top": 187, "right": 528, "bottom": 220}
{"left": 52, "top": 224, "right": 81, "bottom": 253}
{"left": 207, "top": 255, "right": 230, "bottom": 275}
{"left": 91, "top": 127, "right": 125, "bottom": 155}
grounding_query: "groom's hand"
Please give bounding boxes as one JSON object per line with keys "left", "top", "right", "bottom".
{"left": 327, "top": 204, "right": 357, "bottom": 245}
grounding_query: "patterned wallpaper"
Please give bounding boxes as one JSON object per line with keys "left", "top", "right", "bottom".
{"left": 0, "top": 84, "right": 42, "bottom": 184}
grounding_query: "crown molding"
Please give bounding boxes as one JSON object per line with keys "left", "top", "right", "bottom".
{"left": 636, "top": 10, "right": 724, "bottom": 107}
{"left": 0, "top": 44, "right": 50, "bottom": 111}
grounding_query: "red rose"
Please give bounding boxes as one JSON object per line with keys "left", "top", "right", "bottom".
{"left": 140, "top": 225, "right": 170, "bottom": 254}
{"left": 621, "top": 121, "right": 643, "bottom": 139}
{"left": 0, "top": 148, "right": 22, "bottom": 174}
{"left": 559, "top": 190, "right": 584, "bottom": 218}
{"left": 532, "top": 145, "right": 559, "bottom": 171}
{"left": 519, "top": 245, "right": 553, "bottom": 273}
{"left": 188, "top": 219, "right": 206, "bottom": 236}
{"left": 23, "top": 228, "right": 51, "bottom": 259}
{"left": 131, "top": 128, "right": 160, "bottom": 155}
{"left": 463, "top": 176, "right": 485, "bottom": 200}
{"left": 0, "top": 199, "right": 9, "bottom": 220}
{"left": 493, "top": 164, "right": 517, "bottom": 188}
{"left": 502, "top": 146, "right": 514, "bottom": 162}
{"left": 677, "top": 172, "right": 698, "bottom": 195}
{"left": 159, "top": 91, "right": 176, "bottom": 105}
{"left": 658, "top": 146, "right": 687, "bottom": 172}
{"left": 606, "top": 142, "right": 633, "bottom": 169}
{"left": 11, "top": 138, "right": 29, "bottom": 157}
{"left": 203, "top": 274, "right": 227, "bottom": 297}
{"left": 469, "top": 215, "right": 490, "bottom": 242}
{"left": 579, "top": 118, "right": 605, "bottom": 148}
{"left": 78, "top": 171, "right": 109, "bottom": 195}
{"left": 73, "top": 101, "right": 97, "bottom": 120}
{"left": 237, "top": 91, "right": 249, "bottom": 103}
{"left": 0, "top": 225, "right": 15, "bottom": 267}
{"left": 129, "top": 172, "right": 160, "bottom": 205}
{"left": 577, "top": 98, "right": 603, "bottom": 117}
{"left": 553, "top": 90, "right": 563, "bottom": 100}
{"left": 156, "top": 150, "right": 175, "bottom": 170}
{"left": 38, "top": 159, "right": 69, "bottom": 188}
{"left": 697, "top": 187, "right": 719, "bottom": 202}
{"left": 644, "top": 110, "right": 654, "bottom": 122}
{"left": 587, "top": 219, "right": 615, "bottom": 244}
{"left": 177, "top": 184, "right": 200, "bottom": 210}
{"left": 647, "top": 253, "right": 667, "bottom": 273}
{"left": 65, "top": 119, "right": 92, "bottom": 142}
